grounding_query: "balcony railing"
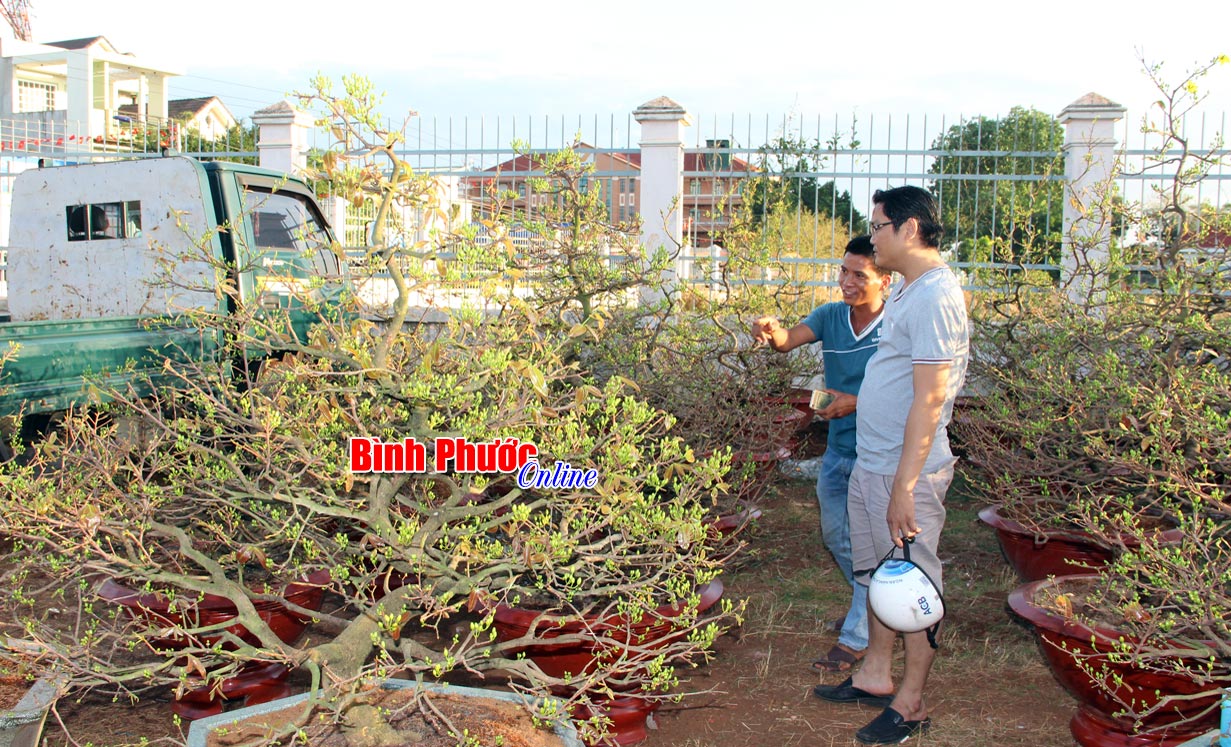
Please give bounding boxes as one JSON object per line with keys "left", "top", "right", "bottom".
{"left": 1, "top": 110, "right": 176, "bottom": 155}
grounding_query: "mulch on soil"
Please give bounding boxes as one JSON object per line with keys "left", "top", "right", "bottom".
{"left": 207, "top": 688, "right": 567, "bottom": 747}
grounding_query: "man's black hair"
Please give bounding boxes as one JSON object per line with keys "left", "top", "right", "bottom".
{"left": 872, "top": 186, "right": 943, "bottom": 248}
{"left": 844, "top": 235, "right": 876, "bottom": 260}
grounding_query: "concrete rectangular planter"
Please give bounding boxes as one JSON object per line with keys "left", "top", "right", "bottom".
{"left": 0, "top": 676, "right": 59, "bottom": 747}
{"left": 185, "top": 679, "right": 582, "bottom": 747}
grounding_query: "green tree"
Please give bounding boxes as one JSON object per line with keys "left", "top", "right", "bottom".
{"left": 747, "top": 135, "right": 866, "bottom": 232}
{"left": 179, "top": 122, "right": 259, "bottom": 165}
{"left": 927, "top": 106, "right": 1063, "bottom": 267}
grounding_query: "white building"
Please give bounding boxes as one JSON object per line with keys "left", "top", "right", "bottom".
{"left": 0, "top": 35, "right": 181, "bottom": 150}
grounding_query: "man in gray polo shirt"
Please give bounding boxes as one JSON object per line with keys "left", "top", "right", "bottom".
{"left": 812, "top": 186, "right": 969, "bottom": 745}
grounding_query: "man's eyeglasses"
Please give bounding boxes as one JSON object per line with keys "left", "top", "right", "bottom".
{"left": 870, "top": 220, "right": 896, "bottom": 233}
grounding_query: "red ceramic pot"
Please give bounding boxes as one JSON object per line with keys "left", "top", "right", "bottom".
{"left": 572, "top": 693, "right": 662, "bottom": 746}
{"left": 779, "top": 388, "right": 819, "bottom": 419}
{"left": 170, "top": 660, "right": 292, "bottom": 720}
{"left": 978, "top": 505, "right": 1183, "bottom": 582}
{"left": 494, "top": 581, "right": 724, "bottom": 746}
{"left": 729, "top": 446, "right": 791, "bottom": 503}
{"left": 707, "top": 503, "right": 763, "bottom": 542}
{"left": 492, "top": 580, "right": 725, "bottom": 681}
{"left": 769, "top": 407, "right": 811, "bottom": 450}
{"left": 97, "top": 569, "right": 331, "bottom": 649}
{"left": 1008, "top": 574, "right": 1225, "bottom": 747}
{"left": 99, "top": 571, "right": 329, "bottom": 720}
{"left": 735, "top": 400, "right": 811, "bottom": 454}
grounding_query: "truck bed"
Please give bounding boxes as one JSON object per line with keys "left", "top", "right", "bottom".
{"left": 0, "top": 315, "right": 212, "bottom": 418}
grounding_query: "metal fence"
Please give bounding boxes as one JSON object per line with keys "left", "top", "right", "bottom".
{"left": 342, "top": 111, "right": 1064, "bottom": 304}
{"left": 368, "top": 108, "right": 1228, "bottom": 304}
{"left": 3, "top": 107, "right": 1227, "bottom": 309}
{"left": 1116, "top": 111, "right": 1230, "bottom": 243}
{"left": 322, "top": 112, "right": 1044, "bottom": 307}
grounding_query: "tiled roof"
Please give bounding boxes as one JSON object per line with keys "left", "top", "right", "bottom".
{"left": 479, "top": 143, "right": 754, "bottom": 175}
{"left": 118, "top": 97, "right": 221, "bottom": 120}
{"left": 44, "top": 36, "right": 114, "bottom": 51}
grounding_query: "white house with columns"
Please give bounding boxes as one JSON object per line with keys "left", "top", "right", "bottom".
{"left": 0, "top": 35, "right": 180, "bottom": 149}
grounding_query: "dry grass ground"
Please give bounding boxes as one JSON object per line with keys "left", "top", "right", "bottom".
{"left": 647, "top": 459, "right": 1078, "bottom": 747}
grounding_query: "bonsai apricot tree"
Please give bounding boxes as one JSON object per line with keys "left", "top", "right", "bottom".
{"left": 0, "top": 76, "right": 741, "bottom": 747}
{"left": 954, "top": 54, "right": 1231, "bottom": 732}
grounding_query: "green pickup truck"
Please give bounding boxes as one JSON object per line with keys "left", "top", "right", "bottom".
{"left": 0, "top": 155, "right": 347, "bottom": 430}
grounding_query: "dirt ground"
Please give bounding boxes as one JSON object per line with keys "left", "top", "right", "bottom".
{"left": 36, "top": 427, "right": 1079, "bottom": 747}
{"left": 645, "top": 467, "right": 1079, "bottom": 747}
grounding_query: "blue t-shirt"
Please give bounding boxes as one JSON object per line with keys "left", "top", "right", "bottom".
{"left": 801, "top": 302, "right": 884, "bottom": 458}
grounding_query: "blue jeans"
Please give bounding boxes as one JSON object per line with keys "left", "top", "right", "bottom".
{"left": 816, "top": 448, "right": 869, "bottom": 651}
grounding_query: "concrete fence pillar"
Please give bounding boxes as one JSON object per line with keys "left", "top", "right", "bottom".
{"left": 252, "top": 100, "right": 314, "bottom": 175}
{"left": 634, "top": 97, "right": 691, "bottom": 301}
{"left": 146, "top": 73, "right": 169, "bottom": 122}
{"left": 1059, "top": 93, "right": 1126, "bottom": 301}
{"left": 321, "top": 196, "right": 348, "bottom": 244}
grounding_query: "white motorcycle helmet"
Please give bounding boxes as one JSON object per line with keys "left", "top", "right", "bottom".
{"left": 868, "top": 540, "right": 945, "bottom": 648}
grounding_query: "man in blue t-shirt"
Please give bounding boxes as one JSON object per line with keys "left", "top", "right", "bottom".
{"left": 751, "top": 235, "right": 890, "bottom": 673}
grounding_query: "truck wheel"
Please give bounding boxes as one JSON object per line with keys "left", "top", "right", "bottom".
{"left": 18, "top": 412, "right": 55, "bottom": 443}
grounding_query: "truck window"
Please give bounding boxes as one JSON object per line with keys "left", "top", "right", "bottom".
{"left": 244, "top": 188, "right": 340, "bottom": 278}
{"left": 65, "top": 201, "right": 142, "bottom": 241}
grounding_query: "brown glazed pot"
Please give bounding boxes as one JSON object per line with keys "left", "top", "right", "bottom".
{"left": 707, "top": 502, "right": 763, "bottom": 543}
{"left": 570, "top": 693, "right": 660, "bottom": 747}
{"left": 978, "top": 504, "right": 1183, "bottom": 582}
{"left": 98, "top": 570, "right": 330, "bottom": 718}
{"left": 1008, "top": 574, "right": 1225, "bottom": 747}
{"left": 492, "top": 580, "right": 725, "bottom": 746}
{"left": 729, "top": 446, "right": 792, "bottom": 503}
{"left": 97, "top": 570, "right": 330, "bottom": 650}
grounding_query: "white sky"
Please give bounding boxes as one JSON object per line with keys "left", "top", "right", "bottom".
{"left": 30, "top": 0, "right": 1231, "bottom": 142}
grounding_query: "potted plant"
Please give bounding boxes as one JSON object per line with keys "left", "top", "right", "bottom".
{"left": 967, "top": 53, "right": 1231, "bottom": 747}
{"left": 490, "top": 580, "right": 726, "bottom": 746}
{"left": 0, "top": 77, "right": 743, "bottom": 747}
{"left": 97, "top": 569, "right": 331, "bottom": 718}
{"left": 954, "top": 286, "right": 1205, "bottom": 578}
{"left": 953, "top": 71, "right": 1228, "bottom": 579}
{"left": 1009, "top": 567, "right": 1230, "bottom": 746}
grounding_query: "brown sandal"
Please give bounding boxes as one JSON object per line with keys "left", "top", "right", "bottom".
{"left": 811, "top": 643, "right": 866, "bottom": 672}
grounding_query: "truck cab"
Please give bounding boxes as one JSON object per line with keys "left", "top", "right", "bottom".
{"left": 0, "top": 156, "right": 347, "bottom": 420}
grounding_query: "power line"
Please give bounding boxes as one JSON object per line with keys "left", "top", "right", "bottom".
{"left": 175, "top": 73, "right": 287, "bottom": 96}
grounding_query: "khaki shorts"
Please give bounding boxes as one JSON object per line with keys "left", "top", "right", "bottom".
{"left": 849, "top": 462, "right": 952, "bottom": 594}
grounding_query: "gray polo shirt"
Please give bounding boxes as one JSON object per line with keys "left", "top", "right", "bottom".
{"left": 855, "top": 265, "right": 969, "bottom": 476}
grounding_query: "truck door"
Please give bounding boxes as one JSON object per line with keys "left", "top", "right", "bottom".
{"left": 233, "top": 180, "right": 347, "bottom": 341}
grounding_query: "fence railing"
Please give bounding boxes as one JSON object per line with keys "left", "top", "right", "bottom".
{"left": 2, "top": 103, "right": 1227, "bottom": 310}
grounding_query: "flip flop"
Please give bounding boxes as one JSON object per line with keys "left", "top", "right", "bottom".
{"left": 855, "top": 706, "right": 932, "bottom": 744}
{"left": 811, "top": 643, "right": 866, "bottom": 672}
{"left": 811, "top": 676, "right": 894, "bottom": 707}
